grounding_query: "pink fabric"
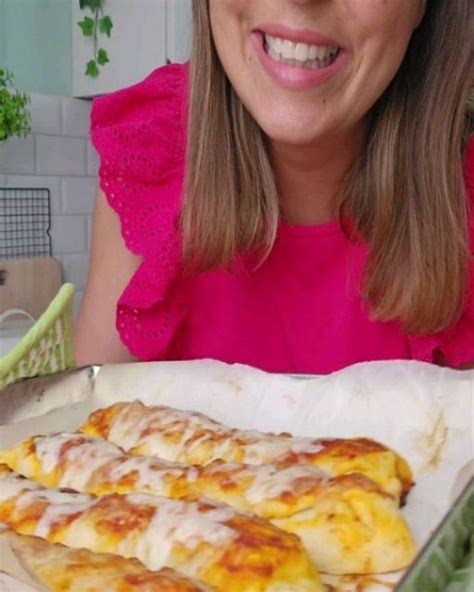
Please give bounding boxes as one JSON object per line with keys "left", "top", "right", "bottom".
{"left": 90, "top": 63, "right": 474, "bottom": 374}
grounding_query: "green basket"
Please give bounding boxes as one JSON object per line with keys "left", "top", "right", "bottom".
{"left": 0, "top": 283, "right": 76, "bottom": 390}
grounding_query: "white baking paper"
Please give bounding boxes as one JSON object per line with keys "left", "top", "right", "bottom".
{"left": 0, "top": 359, "right": 472, "bottom": 592}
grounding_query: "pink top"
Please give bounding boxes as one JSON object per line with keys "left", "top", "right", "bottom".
{"left": 90, "top": 63, "right": 474, "bottom": 374}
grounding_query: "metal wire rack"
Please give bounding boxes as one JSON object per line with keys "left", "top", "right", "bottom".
{"left": 0, "top": 188, "right": 52, "bottom": 259}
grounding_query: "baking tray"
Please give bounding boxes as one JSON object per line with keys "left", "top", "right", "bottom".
{"left": 0, "top": 360, "right": 472, "bottom": 592}
{"left": 397, "top": 477, "right": 474, "bottom": 592}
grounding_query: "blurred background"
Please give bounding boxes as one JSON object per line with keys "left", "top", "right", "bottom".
{"left": 0, "top": 0, "right": 191, "bottom": 353}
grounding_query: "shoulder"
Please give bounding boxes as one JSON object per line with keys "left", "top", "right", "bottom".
{"left": 88, "top": 65, "right": 190, "bottom": 361}
{"left": 90, "top": 63, "right": 189, "bottom": 254}
{"left": 91, "top": 63, "right": 188, "bottom": 183}
{"left": 91, "top": 62, "right": 188, "bottom": 142}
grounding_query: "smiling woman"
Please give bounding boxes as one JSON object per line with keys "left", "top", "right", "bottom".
{"left": 206, "top": 1, "right": 426, "bottom": 142}
{"left": 75, "top": 0, "right": 474, "bottom": 374}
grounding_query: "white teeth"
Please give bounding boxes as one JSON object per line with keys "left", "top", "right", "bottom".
{"left": 308, "top": 45, "right": 318, "bottom": 60}
{"left": 281, "top": 39, "right": 294, "bottom": 59}
{"left": 264, "top": 33, "right": 338, "bottom": 68}
{"left": 316, "top": 46, "right": 327, "bottom": 60}
{"left": 273, "top": 37, "right": 283, "bottom": 53}
{"left": 294, "top": 43, "right": 309, "bottom": 62}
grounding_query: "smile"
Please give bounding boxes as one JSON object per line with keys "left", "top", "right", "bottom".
{"left": 264, "top": 34, "right": 340, "bottom": 70}
{"left": 252, "top": 27, "right": 346, "bottom": 91}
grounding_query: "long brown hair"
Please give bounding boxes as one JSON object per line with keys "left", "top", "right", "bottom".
{"left": 182, "top": 0, "right": 474, "bottom": 334}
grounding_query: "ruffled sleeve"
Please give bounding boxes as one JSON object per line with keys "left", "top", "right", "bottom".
{"left": 90, "top": 63, "right": 189, "bottom": 361}
{"left": 408, "top": 134, "right": 474, "bottom": 367}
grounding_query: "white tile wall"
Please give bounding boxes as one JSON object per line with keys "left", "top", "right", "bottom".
{"left": 62, "top": 177, "right": 96, "bottom": 214}
{"left": 0, "top": 137, "right": 35, "bottom": 174}
{"left": 36, "top": 135, "right": 87, "bottom": 176}
{"left": 62, "top": 98, "right": 92, "bottom": 138}
{"left": 50, "top": 215, "right": 88, "bottom": 254}
{"left": 0, "top": 93, "right": 98, "bottom": 316}
{"left": 30, "top": 94, "right": 63, "bottom": 135}
{"left": 61, "top": 253, "right": 90, "bottom": 290}
{"left": 86, "top": 140, "right": 100, "bottom": 176}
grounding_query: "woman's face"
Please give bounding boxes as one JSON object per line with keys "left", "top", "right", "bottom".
{"left": 209, "top": 0, "right": 425, "bottom": 146}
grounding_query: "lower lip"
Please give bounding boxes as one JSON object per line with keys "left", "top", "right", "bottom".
{"left": 251, "top": 31, "right": 346, "bottom": 91}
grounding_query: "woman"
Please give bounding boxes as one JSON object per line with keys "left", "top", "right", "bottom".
{"left": 75, "top": 0, "right": 474, "bottom": 374}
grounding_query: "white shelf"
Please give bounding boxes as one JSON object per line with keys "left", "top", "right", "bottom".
{"left": 72, "top": 0, "right": 168, "bottom": 98}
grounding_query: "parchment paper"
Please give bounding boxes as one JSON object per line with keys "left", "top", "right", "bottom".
{"left": 0, "top": 360, "right": 472, "bottom": 592}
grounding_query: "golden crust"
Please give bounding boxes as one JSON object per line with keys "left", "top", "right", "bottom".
{"left": 0, "top": 465, "right": 322, "bottom": 591}
{"left": 9, "top": 532, "right": 211, "bottom": 592}
{"left": 0, "top": 435, "right": 417, "bottom": 575}
{"left": 80, "top": 401, "right": 414, "bottom": 502}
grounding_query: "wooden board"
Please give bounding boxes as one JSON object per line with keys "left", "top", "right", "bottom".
{"left": 0, "top": 258, "right": 62, "bottom": 320}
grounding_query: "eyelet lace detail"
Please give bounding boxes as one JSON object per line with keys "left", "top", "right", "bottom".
{"left": 90, "top": 63, "right": 188, "bottom": 360}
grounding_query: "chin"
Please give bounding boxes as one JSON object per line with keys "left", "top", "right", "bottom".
{"left": 246, "top": 97, "right": 335, "bottom": 146}
{"left": 258, "top": 116, "right": 328, "bottom": 147}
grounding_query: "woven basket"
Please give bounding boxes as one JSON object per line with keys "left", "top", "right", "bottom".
{"left": 0, "top": 283, "right": 76, "bottom": 390}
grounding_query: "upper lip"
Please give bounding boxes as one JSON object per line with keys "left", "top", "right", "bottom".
{"left": 256, "top": 24, "right": 340, "bottom": 48}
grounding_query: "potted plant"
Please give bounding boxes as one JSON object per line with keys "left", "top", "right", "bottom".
{"left": 0, "top": 68, "right": 31, "bottom": 142}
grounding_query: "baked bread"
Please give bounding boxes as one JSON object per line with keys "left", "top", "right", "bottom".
{"left": 8, "top": 532, "right": 212, "bottom": 592}
{"left": 80, "top": 401, "right": 413, "bottom": 503}
{"left": 0, "top": 464, "right": 321, "bottom": 591}
{"left": 0, "top": 433, "right": 416, "bottom": 575}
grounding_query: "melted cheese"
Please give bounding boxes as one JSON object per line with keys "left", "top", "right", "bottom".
{"left": 89, "top": 453, "right": 201, "bottom": 496}
{"left": 2, "top": 470, "right": 238, "bottom": 571}
{"left": 35, "top": 498, "right": 94, "bottom": 538}
{"left": 0, "top": 472, "right": 41, "bottom": 502}
{"left": 105, "top": 403, "right": 328, "bottom": 465}
{"left": 34, "top": 434, "right": 122, "bottom": 490}
{"left": 289, "top": 440, "right": 326, "bottom": 456}
{"left": 241, "top": 465, "right": 329, "bottom": 505}
{"left": 37, "top": 434, "right": 200, "bottom": 494}
{"left": 82, "top": 402, "right": 414, "bottom": 505}
{"left": 18, "top": 488, "right": 90, "bottom": 506}
{"left": 108, "top": 405, "right": 215, "bottom": 457}
{"left": 1, "top": 468, "right": 323, "bottom": 589}
{"left": 125, "top": 495, "right": 237, "bottom": 571}
{"left": 5, "top": 434, "right": 333, "bottom": 518}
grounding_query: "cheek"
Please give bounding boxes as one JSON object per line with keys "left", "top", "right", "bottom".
{"left": 348, "top": 0, "right": 420, "bottom": 58}
{"left": 345, "top": 2, "right": 419, "bottom": 102}
{"left": 210, "top": 1, "right": 251, "bottom": 71}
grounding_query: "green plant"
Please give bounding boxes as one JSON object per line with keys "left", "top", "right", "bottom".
{"left": 78, "top": 0, "right": 113, "bottom": 78}
{"left": 0, "top": 68, "right": 31, "bottom": 142}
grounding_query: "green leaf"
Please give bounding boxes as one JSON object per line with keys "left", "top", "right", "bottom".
{"left": 85, "top": 60, "right": 99, "bottom": 77}
{"left": 0, "top": 72, "right": 31, "bottom": 142}
{"left": 78, "top": 16, "right": 94, "bottom": 36}
{"left": 99, "top": 15, "right": 113, "bottom": 37}
{"left": 80, "top": 0, "right": 101, "bottom": 11}
{"left": 97, "top": 48, "right": 109, "bottom": 66}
